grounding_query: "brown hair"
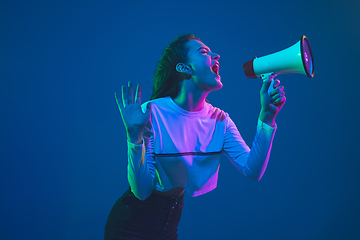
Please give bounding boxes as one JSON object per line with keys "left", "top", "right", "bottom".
{"left": 150, "top": 33, "right": 200, "bottom": 100}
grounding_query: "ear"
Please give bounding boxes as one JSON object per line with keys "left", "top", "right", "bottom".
{"left": 176, "top": 63, "right": 192, "bottom": 75}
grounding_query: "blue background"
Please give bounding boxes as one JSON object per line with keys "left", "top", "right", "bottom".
{"left": 1, "top": 0, "right": 360, "bottom": 239}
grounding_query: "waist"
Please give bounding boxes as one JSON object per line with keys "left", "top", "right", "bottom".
{"left": 127, "top": 187, "right": 184, "bottom": 210}
{"left": 152, "top": 187, "right": 185, "bottom": 199}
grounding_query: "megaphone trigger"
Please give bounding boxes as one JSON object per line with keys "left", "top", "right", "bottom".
{"left": 260, "top": 72, "right": 277, "bottom": 96}
{"left": 268, "top": 79, "right": 277, "bottom": 96}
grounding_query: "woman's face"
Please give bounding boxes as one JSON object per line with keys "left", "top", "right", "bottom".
{"left": 185, "top": 40, "right": 222, "bottom": 91}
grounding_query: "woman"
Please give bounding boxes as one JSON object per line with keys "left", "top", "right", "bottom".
{"left": 105, "top": 34, "right": 286, "bottom": 240}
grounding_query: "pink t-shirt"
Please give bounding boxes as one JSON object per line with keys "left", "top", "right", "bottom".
{"left": 127, "top": 97, "right": 276, "bottom": 200}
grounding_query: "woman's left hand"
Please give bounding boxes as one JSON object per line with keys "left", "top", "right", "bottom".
{"left": 259, "top": 77, "right": 286, "bottom": 127}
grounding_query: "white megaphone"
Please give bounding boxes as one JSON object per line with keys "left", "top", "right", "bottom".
{"left": 243, "top": 35, "right": 314, "bottom": 95}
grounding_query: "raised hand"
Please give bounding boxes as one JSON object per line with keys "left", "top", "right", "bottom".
{"left": 259, "top": 77, "right": 286, "bottom": 127}
{"left": 115, "top": 81, "right": 151, "bottom": 144}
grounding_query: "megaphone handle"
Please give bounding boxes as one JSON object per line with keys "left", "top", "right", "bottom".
{"left": 268, "top": 78, "right": 276, "bottom": 96}
{"left": 260, "top": 72, "right": 277, "bottom": 96}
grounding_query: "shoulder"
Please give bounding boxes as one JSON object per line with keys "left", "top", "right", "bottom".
{"left": 205, "top": 102, "right": 229, "bottom": 122}
{"left": 141, "top": 97, "right": 170, "bottom": 113}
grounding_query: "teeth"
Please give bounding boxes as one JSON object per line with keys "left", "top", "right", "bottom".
{"left": 212, "top": 63, "right": 219, "bottom": 75}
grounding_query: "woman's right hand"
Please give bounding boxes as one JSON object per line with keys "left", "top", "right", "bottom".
{"left": 115, "top": 81, "right": 151, "bottom": 144}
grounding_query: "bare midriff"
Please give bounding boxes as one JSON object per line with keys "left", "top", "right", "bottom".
{"left": 152, "top": 187, "right": 185, "bottom": 199}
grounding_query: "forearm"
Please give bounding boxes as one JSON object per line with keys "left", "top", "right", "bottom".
{"left": 242, "top": 119, "right": 276, "bottom": 181}
{"left": 127, "top": 141, "right": 155, "bottom": 200}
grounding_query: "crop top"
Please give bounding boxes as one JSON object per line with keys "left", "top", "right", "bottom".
{"left": 127, "top": 96, "right": 277, "bottom": 200}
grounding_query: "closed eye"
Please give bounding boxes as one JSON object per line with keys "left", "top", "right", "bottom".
{"left": 198, "top": 47, "right": 211, "bottom": 54}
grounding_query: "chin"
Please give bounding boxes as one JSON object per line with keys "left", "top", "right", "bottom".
{"left": 214, "top": 82, "right": 223, "bottom": 91}
{"left": 214, "top": 76, "right": 223, "bottom": 89}
{"left": 209, "top": 80, "right": 223, "bottom": 91}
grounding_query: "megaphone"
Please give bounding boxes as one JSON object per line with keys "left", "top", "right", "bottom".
{"left": 243, "top": 35, "right": 314, "bottom": 94}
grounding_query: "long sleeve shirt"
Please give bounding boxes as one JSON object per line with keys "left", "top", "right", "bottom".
{"left": 127, "top": 96, "right": 277, "bottom": 200}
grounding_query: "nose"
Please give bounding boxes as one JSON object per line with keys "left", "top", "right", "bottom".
{"left": 212, "top": 52, "right": 220, "bottom": 60}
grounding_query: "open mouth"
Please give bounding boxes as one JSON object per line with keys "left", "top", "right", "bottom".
{"left": 212, "top": 63, "right": 219, "bottom": 75}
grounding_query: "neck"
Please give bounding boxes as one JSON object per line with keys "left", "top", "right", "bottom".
{"left": 173, "top": 87, "right": 208, "bottom": 112}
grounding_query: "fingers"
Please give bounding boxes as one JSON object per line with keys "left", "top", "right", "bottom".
{"left": 114, "top": 92, "right": 123, "bottom": 109}
{"left": 127, "top": 81, "right": 134, "bottom": 104}
{"left": 269, "top": 82, "right": 286, "bottom": 105}
{"left": 273, "top": 79, "right": 280, "bottom": 88}
{"left": 135, "top": 84, "right": 141, "bottom": 104}
{"left": 270, "top": 89, "right": 286, "bottom": 108}
{"left": 118, "top": 81, "right": 138, "bottom": 108}
{"left": 270, "top": 91, "right": 285, "bottom": 103}
{"left": 274, "top": 96, "right": 286, "bottom": 107}
{"left": 121, "top": 85, "right": 127, "bottom": 106}
{"left": 269, "top": 85, "right": 284, "bottom": 97}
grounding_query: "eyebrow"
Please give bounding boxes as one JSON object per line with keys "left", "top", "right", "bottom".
{"left": 197, "top": 47, "right": 211, "bottom": 52}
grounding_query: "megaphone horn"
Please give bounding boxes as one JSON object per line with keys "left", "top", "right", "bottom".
{"left": 243, "top": 35, "right": 314, "bottom": 94}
